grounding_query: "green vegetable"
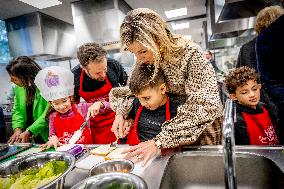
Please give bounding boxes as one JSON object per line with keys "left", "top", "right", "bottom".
{"left": 102, "top": 181, "right": 136, "bottom": 189}
{"left": 54, "top": 160, "right": 68, "bottom": 175}
{"left": 0, "top": 160, "right": 68, "bottom": 189}
{"left": 0, "top": 177, "right": 13, "bottom": 189}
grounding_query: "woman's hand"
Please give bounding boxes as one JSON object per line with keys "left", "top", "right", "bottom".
{"left": 7, "top": 128, "right": 22, "bottom": 144}
{"left": 18, "top": 130, "right": 31, "bottom": 143}
{"left": 40, "top": 135, "right": 62, "bottom": 150}
{"left": 111, "top": 114, "right": 125, "bottom": 138}
{"left": 122, "top": 119, "right": 133, "bottom": 138}
{"left": 111, "top": 115, "right": 133, "bottom": 138}
{"left": 124, "top": 140, "right": 160, "bottom": 166}
{"left": 87, "top": 101, "right": 104, "bottom": 118}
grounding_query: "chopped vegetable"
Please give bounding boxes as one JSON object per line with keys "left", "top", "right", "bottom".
{"left": 102, "top": 181, "right": 136, "bottom": 189}
{"left": 0, "top": 160, "right": 67, "bottom": 189}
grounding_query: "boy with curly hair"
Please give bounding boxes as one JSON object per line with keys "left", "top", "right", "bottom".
{"left": 224, "top": 66, "right": 279, "bottom": 145}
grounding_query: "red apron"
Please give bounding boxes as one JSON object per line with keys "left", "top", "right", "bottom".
{"left": 127, "top": 97, "right": 170, "bottom": 145}
{"left": 79, "top": 69, "right": 116, "bottom": 144}
{"left": 53, "top": 105, "right": 93, "bottom": 144}
{"left": 243, "top": 106, "right": 279, "bottom": 145}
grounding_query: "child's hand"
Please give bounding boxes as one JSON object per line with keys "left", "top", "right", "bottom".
{"left": 87, "top": 101, "right": 104, "bottom": 118}
{"left": 40, "top": 135, "right": 62, "bottom": 150}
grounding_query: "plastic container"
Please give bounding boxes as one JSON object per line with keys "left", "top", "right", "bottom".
{"left": 57, "top": 144, "right": 83, "bottom": 157}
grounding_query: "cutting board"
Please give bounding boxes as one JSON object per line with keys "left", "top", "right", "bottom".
{"left": 75, "top": 146, "right": 156, "bottom": 175}
{"left": 75, "top": 154, "right": 105, "bottom": 169}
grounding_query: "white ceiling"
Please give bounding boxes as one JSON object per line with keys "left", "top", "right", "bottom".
{"left": 0, "top": 0, "right": 207, "bottom": 48}
{"left": 125, "top": 0, "right": 206, "bottom": 20}
{"left": 0, "top": 0, "right": 74, "bottom": 24}
{"left": 124, "top": 0, "right": 207, "bottom": 47}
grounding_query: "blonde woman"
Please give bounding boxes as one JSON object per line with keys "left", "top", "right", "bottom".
{"left": 110, "top": 8, "right": 223, "bottom": 164}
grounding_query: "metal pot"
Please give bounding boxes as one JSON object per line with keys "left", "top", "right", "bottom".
{"left": 72, "top": 172, "right": 148, "bottom": 189}
{"left": 0, "top": 151, "right": 75, "bottom": 189}
{"left": 89, "top": 159, "right": 134, "bottom": 176}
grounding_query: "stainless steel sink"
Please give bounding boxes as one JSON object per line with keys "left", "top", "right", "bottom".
{"left": 159, "top": 152, "right": 284, "bottom": 189}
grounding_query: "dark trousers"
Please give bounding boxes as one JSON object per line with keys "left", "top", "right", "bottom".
{"left": 0, "top": 107, "right": 6, "bottom": 143}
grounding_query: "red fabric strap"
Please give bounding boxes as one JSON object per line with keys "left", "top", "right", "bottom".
{"left": 127, "top": 96, "right": 170, "bottom": 145}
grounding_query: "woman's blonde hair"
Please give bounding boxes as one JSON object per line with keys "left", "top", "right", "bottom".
{"left": 120, "top": 8, "right": 185, "bottom": 71}
{"left": 255, "top": 5, "right": 284, "bottom": 34}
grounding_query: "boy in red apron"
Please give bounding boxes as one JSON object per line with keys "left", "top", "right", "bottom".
{"left": 224, "top": 66, "right": 280, "bottom": 145}
{"left": 35, "top": 66, "right": 100, "bottom": 149}
{"left": 123, "top": 64, "right": 184, "bottom": 145}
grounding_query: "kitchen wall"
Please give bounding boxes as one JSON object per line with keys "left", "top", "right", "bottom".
{"left": 0, "top": 59, "right": 80, "bottom": 105}
{"left": 0, "top": 55, "right": 129, "bottom": 105}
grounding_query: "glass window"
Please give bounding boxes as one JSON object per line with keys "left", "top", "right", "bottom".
{"left": 0, "top": 20, "right": 10, "bottom": 63}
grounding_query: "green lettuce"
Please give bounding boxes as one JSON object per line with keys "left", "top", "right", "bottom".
{"left": 0, "top": 160, "right": 67, "bottom": 189}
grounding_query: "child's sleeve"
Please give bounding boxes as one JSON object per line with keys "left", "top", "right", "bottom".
{"left": 77, "top": 103, "right": 91, "bottom": 119}
{"left": 99, "top": 100, "right": 112, "bottom": 114}
{"left": 48, "top": 112, "right": 57, "bottom": 137}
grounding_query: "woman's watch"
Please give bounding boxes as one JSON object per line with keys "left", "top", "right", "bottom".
{"left": 153, "top": 138, "right": 162, "bottom": 149}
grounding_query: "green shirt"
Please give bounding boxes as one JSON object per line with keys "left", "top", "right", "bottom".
{"left": 12, "top": 86, "right": 49, "bottom": 142}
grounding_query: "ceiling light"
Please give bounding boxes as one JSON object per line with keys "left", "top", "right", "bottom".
{"left": 171, "top": 22, "right": 189, "bottom": 30}
{"left": 165, "top": 8, "right": 187, "bottom": 19}
{"left": 18, "top": 0, "right": 62, "bottom": 9}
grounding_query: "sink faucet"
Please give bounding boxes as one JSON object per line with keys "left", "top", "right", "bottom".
{"left": 222, "top": 99, "right": 237, "bottom": 189}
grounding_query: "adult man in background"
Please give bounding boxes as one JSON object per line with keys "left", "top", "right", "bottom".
{"left": 204, "top": 50, "right": 225, "bottom": 104}
{"left": 204, "top": 50, "right": 224, "bottom": 75}
{"left": 72, "top": 43, "right": 128, "bottom": 144}
{"left": 236, "top": 37, "right": 257, "bottom": 69}
{"left": 256, "top": 6, "right": 284, "bottom": 144}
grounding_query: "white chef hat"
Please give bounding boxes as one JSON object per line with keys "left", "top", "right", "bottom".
{"left": 35, "top": 66, "right": 74, "bottom": 101}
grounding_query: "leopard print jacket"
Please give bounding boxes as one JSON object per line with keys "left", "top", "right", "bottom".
{"left": 109, "top": 40, "right": 223, "bottom": 148}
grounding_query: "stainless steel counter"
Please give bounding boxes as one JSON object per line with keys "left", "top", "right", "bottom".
{"left": 63, "top": 145, "right": 284, "bottom": 189}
